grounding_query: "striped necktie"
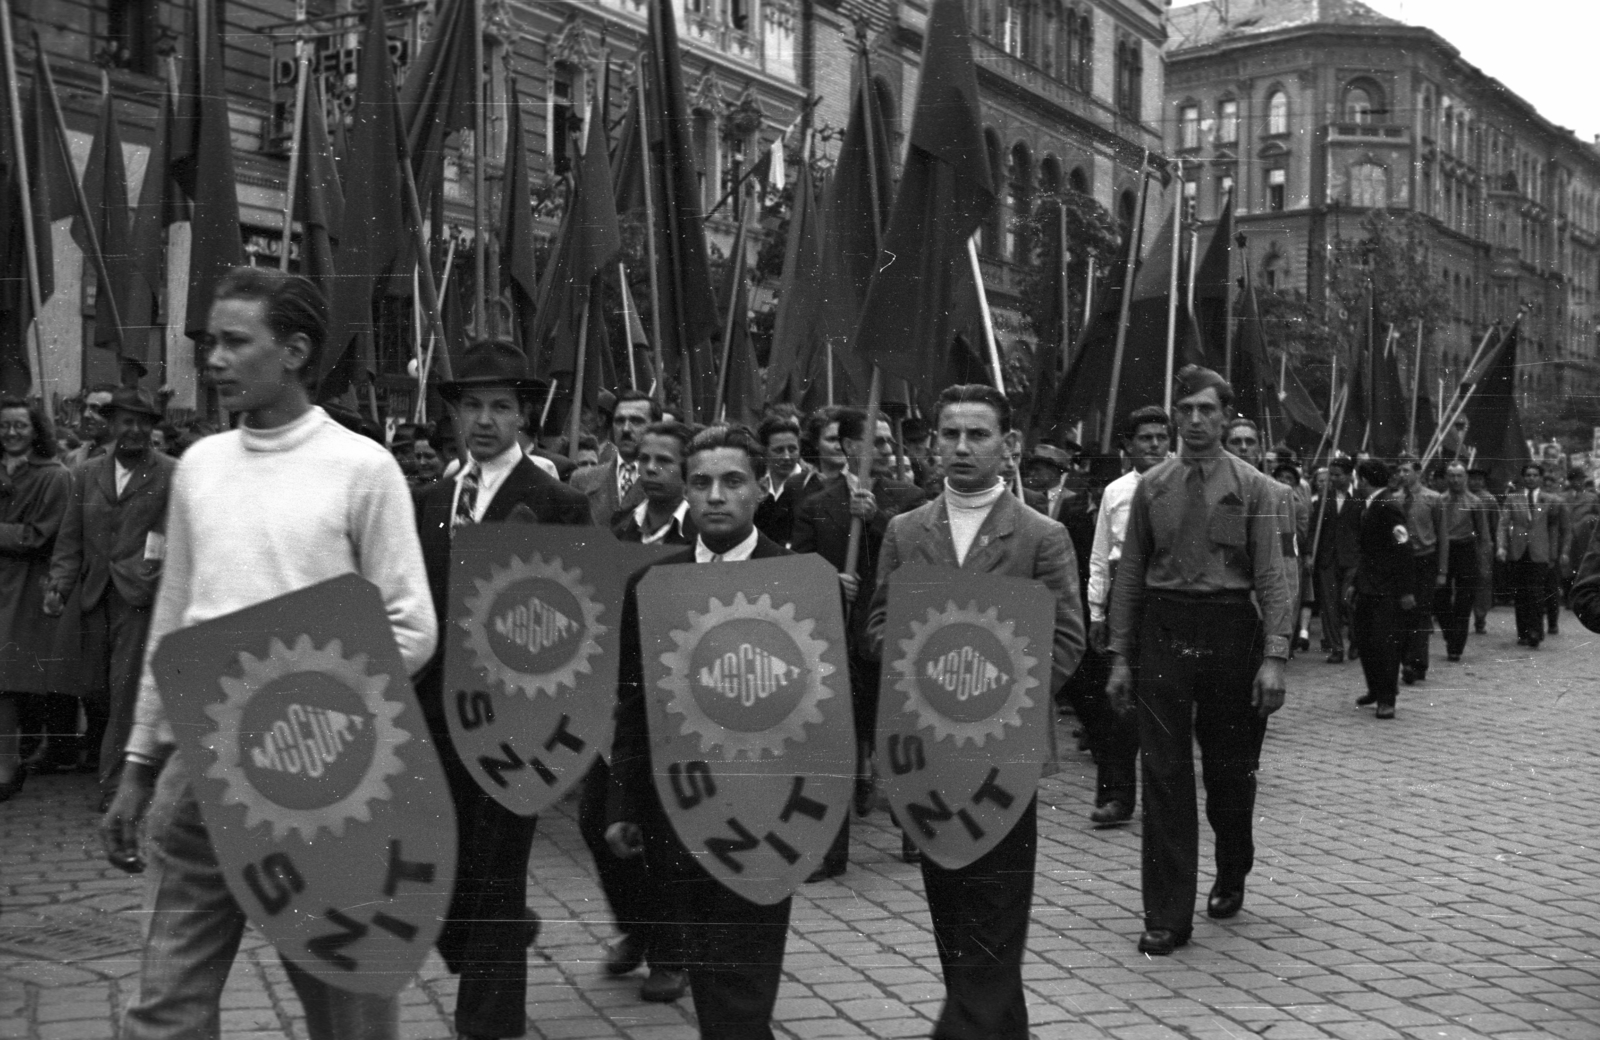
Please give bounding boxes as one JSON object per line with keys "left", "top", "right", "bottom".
{"left": 452, "top": 464, "right": 481, "bottom": 533}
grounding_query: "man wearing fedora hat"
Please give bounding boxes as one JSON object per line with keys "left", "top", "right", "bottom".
{"left": 412, "top": 338, "right": 591, "bottom": 1040}
{"left": 44, "top": 386, "right": 175, "bottom": 805}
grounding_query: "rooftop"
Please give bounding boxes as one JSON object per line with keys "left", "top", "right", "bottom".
{"left": 1167, "top": 0, "right": 1403, "bottom": 53}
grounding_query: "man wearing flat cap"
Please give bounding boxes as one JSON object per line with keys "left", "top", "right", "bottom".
{"left": 1106, "top": 365, "right": 1291, "bottom": 956}
{"left": 412, "top": 339, "right": 591, "bottom": 1040}
{"left": 45, "top": 386, "right": 175, "bottom": 806}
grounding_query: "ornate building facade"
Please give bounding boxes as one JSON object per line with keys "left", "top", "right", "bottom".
{"left": 1165, "top": 0, "right": 1600, "bottom": 410}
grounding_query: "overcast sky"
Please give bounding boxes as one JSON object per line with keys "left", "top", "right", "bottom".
{"left": 1173, "top": 0, "right": 1600, "bottom": 142}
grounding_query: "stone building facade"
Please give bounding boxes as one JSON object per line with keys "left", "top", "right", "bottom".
{"left": 1164, "top": 0, "right": 1600, "bottom": 411}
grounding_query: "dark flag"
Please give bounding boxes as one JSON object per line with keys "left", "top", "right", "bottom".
{"left": 1460, "top": 322, "right": 1524, "bottom": 486}
{"left": 849, "top": 0, "right": 996, "bottom": 400}
{"left": 1237, "top": 278, "right": 1323, "bottom": 437}
{"left": 127, "top": 82, "right": 180, "bottom": 370}
{"left": 643, "top": 0, "right": 722, "bottom": 418}
{"left": 293, "top": 79, "right": 343, "bottom": 298}
{"left": 1185, "top": 195, "right": 1233, "bottom": 366}
{"left": 765, "top": 161, "right": 823, "bottom": 403}
{"left": 499, "top": 83, "right": 539, "bottom": 356}
{"left": 610, "top": 84, "right": 644, "bottom": 217}
{"left": 320, "top": 0, "right": 410, "bottom": 400}
{"left": 397, "top": 0, "right": 474, "bottom": 206}
{"left": 719, "top": 262, "right": 761, "bottom": 423}
{"left": 1339, "top": 290, "right": 1377, "bottom": 457}
{"left": 174, "top": 0, "right": 243, "bottom": 341}
{"left": 1368, "top": 324, "right": 1407, "bottom": 458}
{"left": 74, "top": 86, "right": 132, "bottom": 356}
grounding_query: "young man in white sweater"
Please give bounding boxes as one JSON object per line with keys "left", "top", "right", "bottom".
{"left": 101, "top": 268, "right": 436, "bottom": 1040}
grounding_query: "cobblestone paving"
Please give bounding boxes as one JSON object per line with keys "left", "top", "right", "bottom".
{"left": 2, "top": 607, "right": 1597, "bottom": 1039}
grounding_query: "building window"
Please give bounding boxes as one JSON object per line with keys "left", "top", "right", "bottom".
{"left": 1178, "top": 103, "right": 1200, "bottom": 150}
{"left": 1218, "top": 98, "right": 1238, "bottom": 144}
{"left": 728, "top": 0, "right": 750, "bottom": 31}
{"left": 1267, "top": 167, "right": 1286, "bottom": 211}
{"left": 1062, "top": 9, "right": 1092, "bottom": 92}
{"left": 1006, "top": 143, "right": 1033, "bottom": 259}
{"left": 103, "top": 0, "right": 157, "bottom": 74}
{"left": 1069, "top": 166, "right": 1089, "bottom": 194}
{"left": 1350, "top": 162, "right": 1386, "bottom": 208}
{"left": 1266, "top": 90, "right": 1288, "bottom": 135}
{"left": 1343, "top": 83, "right": 1382, "bottom": 124}
{"left": 693, "top": 109, "right": 718, "bottom": 211}
{"left": 1182, "top": 178, "right": 1198, "bottom": 222}
{"left": 1115, "top": 39, "right": 1142, "bottom": 121}
{"left": 1003, "top": 1, "right": 1023, "bottom": 55}
{"left": 548, "top": 70, "right": 577, "bottom": 176}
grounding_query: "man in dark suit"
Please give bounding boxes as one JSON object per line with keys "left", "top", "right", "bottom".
{"left": 412, "top": 339, "right": 591, "bottom": 1040}
{"left": 792, "top": 408, "right": 924, "bottom": 875}
{"left": 607, "top": 425, "right": 797, "bottom": 1040}
{"left": 1350, "top": 458, "right": 1415, "bottom": 720}
{"left": 582, "top": 419, "right": 694, "bottom": 1003}
{"left": 570, "top": 389, "right": 656, "bottom": 526}
{"left": 753, "top": 413, "right": 822, "bottom": 548}
{"left": 864, "top": 385, "right": 1085, "bottom": 1040}
{"left": 44, "top": 387, "right": 175, "bottom": 805}
{"left": 1496, "top": 462, "right": 1568, "bottom": 647}
{"left": 1311, "top": 457, "right": 1362, "bottom": 662}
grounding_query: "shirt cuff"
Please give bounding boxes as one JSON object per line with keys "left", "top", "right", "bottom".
{"left": 1263, "top": 635, "right": 1290, "bottom": 660}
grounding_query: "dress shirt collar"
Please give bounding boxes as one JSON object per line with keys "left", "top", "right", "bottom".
{"left": 633, "top": 498, "right": 691, "bottom": 545}
{"left": 696, "top": 528, "right": 759, "bottom": 563}
{"left": 458, "top": 443, "right": 523, "bottom": 518}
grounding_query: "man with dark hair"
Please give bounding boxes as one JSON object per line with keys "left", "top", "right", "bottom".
{"left": 793, "top": 407, "right": 924, "bottom": 876}
{"left": 754, "top": 413, "right": 821, "bottom": 548}
{"left": 1394, "top": 456, "right": 1446, "bottom": 683}
{"left": 865, "top": 384, "right": 1084, "bottom": 1038}
{"left": 571, "top": 389, "right": 660, "bottom": 525}
{"left": 610, "top": 421, "right": 695, "bottom": 547}
{"left": 63, "top": 384, "right": 118, "bottom": 469}
{"left": 607, "top": 423, "right": 798, "bottom": 1038}
{"left": 45, "top": 387, "right": 175, "bottom": 806}
{"left": 1106, "top": 365, "right": 1289, "bottom": 956}
{"left": 1497, "top": 462, "right": 1568, "bottom": 647}
{"left": 1435, "top": 461, "right": 1492, "bottom": 661}
{"left": 104, "top": 268, "right": 436, "bottom": 1040}
{"left": 1311, "top": 457, "right": 1362, "bottom": 662}
{"left": 1350, "top": 457, "right": 1414, "bottom": 719}
{"left": 412, "top": 339, "right": 591, "bottom": 1040}
{"left": 1076, "top": 404, "right": 1170, "bottom": 828}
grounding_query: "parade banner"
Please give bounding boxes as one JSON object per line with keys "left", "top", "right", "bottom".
{"left": 876, "top": 566, "right": 1055, "bottom": 870}
{"left": 638, "top": 554, "right": 854, "bottom": 904}
{"left": 444, "top": 525, "right": 675, "bottom": 816}
{"left": 154, "top": 574, "right": 454, "bottom": 996}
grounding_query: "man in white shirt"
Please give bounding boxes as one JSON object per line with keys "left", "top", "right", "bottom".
{"left": 102, "top": 267, "right": 436, "bottom": 1040}
{"left": 1080, "top": 404, "right": 1169, "bottom": 826}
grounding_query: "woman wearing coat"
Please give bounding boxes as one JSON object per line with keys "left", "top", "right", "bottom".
{"left": 0, "top": 396, "right": 71, "bottom": 800}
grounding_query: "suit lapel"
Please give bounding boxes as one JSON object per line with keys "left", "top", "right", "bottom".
{"left": 118, "top": 455, "right": 159, "bottom": 502}
{"left": 960, "top": 493, "right": 1019, "bottom": 571}
{"left": 95, "top": 456, "right": 119, "bottom": 505}
{"left": 483, "top": 458, "right": 542, "bottom": 523}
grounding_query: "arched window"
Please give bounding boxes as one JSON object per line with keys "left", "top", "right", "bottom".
{"left": 1040, "top": 155, "right": 1062, "bottom": 195}
{"left": 1266, "top": 90, "right": 1288, "bottom": 135}
{"left": 1350, "top": 162, "right": 1387, "bottom": 208}
{"left": 1117, "top": 187, "right": 1137, "bottom": 245}
{"left": 1069, "top": 166, "right": 1089, "bottom": 194}
{"left": 981, "top": 129, "right": 1005, "bottom": 256}
{"left": 1343, "top": 80, "right": 1384, "bottom": 124}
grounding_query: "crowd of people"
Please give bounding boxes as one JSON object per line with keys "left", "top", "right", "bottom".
{"left": 2, "top": 267, "right": 1600, "bottom": 1040}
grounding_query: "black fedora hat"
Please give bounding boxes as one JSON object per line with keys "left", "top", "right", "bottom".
{"left": 108, "top": 386, "right": 164, "bottom": 421}
{"left": 439, "top": 339, "right": 548, "bottom": 401}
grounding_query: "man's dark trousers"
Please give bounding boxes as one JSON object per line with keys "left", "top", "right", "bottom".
{"left": 577, "top": 759, "right": 679, "bottom": 968}
{"left": 920, "top": 797, "right": 1037, "bottom": 1040}
{"left": 1509, "top": 555, "right": 1548, "bottom": 644}
{"left": 1353, "top": 592, "right": 1405, "bottom": 706}
{"left": 1433, "top": 540, "right": 1478, "bottom": 656}
{"left": 80, "top": 586, "right": 152, "bottom": 797}
{"left": 1062, "top": 648, "right": 1136, "bottom": 809}
{"left": 1316, "top": 563, "right": 1354, "bottom": 651}
{"left": 1134, "top": 593, "right": 1266, "bottom": 936}
{"left": 1401, "top": 552, "right": 1439, "bottom": 675}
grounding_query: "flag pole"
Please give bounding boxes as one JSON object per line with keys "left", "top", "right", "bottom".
{"left": 396, "top": 132, "right": 455, "bottom": 382}
{"left": 713, "top": 172, "right": 749, "bottom": 420}
{"left": 1406, "top": 318, "right": 1424, "bottom": 454}
{"left": 1162, "top": 162, "right": 1182, "bottom": 415}
{"left": 565, "top": 284, "right": 591, "bottom": 456}
{"left": 39, "top": 55, "right": 130, "bottom": 370}
{"left": 1, "top": 0, "right": 50, "bottom": 419}
{"left": 968, "top": 238, "right": 1006, "bottom": 394}
{"left": 1102, "top": 154, "right": 1152, "bottom": 452}
{"left": 1424, "top": 311, "right": 1527, "bottom": 466}
{"left": 279, "top": 10, "right": 311, "bottom": 271}
{"left": 1423, "top": 322, "right": 1496, "bottom": 460}
{"left": 471, "top": 0, "right": 487, "bottom": 337}
{"left": 633, "top": 66, "right": 667, "bottom": 409}
{"left": 619, "top": 261, "right": 639, "bottom": 389}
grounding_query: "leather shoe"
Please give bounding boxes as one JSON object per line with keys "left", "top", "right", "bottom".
{"left": 1207, "top": 880, "right": 1244, "bottom": 919}
{"left": 639, "top": 967, "right": 688, "bottom": 1003}
{"left": 1446, "top": 653, "right": 1461, "bottom": 662}
{"left": 605, "top": 934, "right": 645, "bottom": 976}
{"left": 1474, "top": 622, "right": 1486, "bottom": 634}
{"left": 0, "top": 766, "right": 26, "bottom": 803}
{"left": 1355, "top": 693, "right": 1378, "bottom": 706}
{"left": 1090, "top": 801, "right": 1133, "bottom": 828}
{"left": 1325, "top": 649, "right": 1344, "bottom": 664}
{"left": 1136, "top": 928, "right": 1190, "bottom": 955}
{"left": 1400, "top": 668, "right": 1416, "bottom": 686}
{"left": 1549, "top": 622, "right": 1559, "bottom": 635}
{"left": 1375, "top": 704, "right": 1395, "bottom": 719}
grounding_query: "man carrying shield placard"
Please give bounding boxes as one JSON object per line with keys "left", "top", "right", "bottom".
{"left": 865, "top": 384, "right": 1086, "bottom": 1040}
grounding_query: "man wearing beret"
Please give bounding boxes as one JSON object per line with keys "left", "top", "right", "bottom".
{"left": 45, "top": 386, "right": 175, "bottom": 807}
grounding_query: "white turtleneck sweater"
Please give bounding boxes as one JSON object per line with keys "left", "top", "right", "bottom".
{"left": 126, "top": 407, "right": 437, "bottom": 759}
{"left": 946, "top": 480, "right": 1006, "bottom": 564}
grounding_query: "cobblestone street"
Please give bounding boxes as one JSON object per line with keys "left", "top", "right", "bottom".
{"left": 2, "top": 606, "right": 1597, "bottom": 1040}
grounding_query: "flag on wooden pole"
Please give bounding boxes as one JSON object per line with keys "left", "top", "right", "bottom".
{"left": 499, "top": 82, "right": 540, "bottom": 356}
{"left": 74, "top": 84, "right": 133, "bottom": 357}
{"left": 127, "top": 79, "right": 180, "bottom": 371}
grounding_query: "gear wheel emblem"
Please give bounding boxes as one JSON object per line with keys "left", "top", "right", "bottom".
{"left": 658, "top": 593, "right": 835, "bottom": 761}
{"left": 891, "top": 601, "right": 1038, "bottom": 746}
{"left": 461, "top": 554, "right": 606, "bottom": 698}
{"left": 203, "top": 636, "right": 408, "bottom": 842}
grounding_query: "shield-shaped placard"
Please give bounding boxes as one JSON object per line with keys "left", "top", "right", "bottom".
{"left": 638, "top": 554, "right": 854, "bottom": 905}
{"left": 877, "top": 565, "right": 1055, "bottom": 870}
{"left": 445, "top": 525, "right": 676, "bottom": 816}
{"left": 154, "top": 574, "right": 455, "bottom": 996}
